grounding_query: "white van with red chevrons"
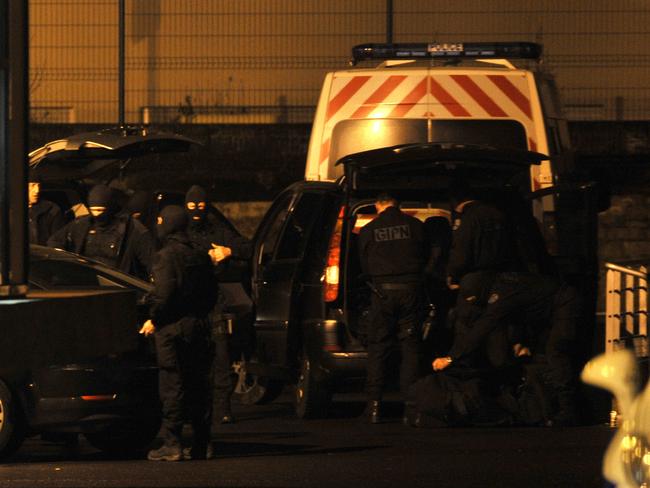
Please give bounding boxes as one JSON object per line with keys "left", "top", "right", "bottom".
{"left": 305, "top": 43, "right": 574, "bottom": 217}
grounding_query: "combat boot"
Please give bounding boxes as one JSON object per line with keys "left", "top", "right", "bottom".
{"left": 147, "top": 444, "right": 183, "bottom": 462}
{"left": 546, "top": 390, "right": 579, "bottom": 427}
{"left": 183, "top": 443, "right": 215, "bottom": 460}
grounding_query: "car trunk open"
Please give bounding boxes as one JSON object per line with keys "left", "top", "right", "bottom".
{"left": 29, "top": 126, "right": 201, "bottom": 181}
{"left": 335, "top": 143, "right": 548, "bottom": 348}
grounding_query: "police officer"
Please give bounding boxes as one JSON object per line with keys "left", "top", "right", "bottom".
{"left": 434, "top": 184, "right": 579, "bottom": 425}
{"left": 28, "top": 177, "right": 65, "bottom": 245}
{"left": 123, "top": 190, "right": 155, "bottom": 233}
{"left": 140, "top": 205, "right": 217, "bottom": 461}
{"left": 433, "top": 183, "right": 523, "bottom": 371}
{"left": 47, "top": 184, "right": 154, "bottom": 280}
{"left": 358, "top": 193, "right": 425, "bottom": 423}
{"left": 434, "top": 272, "right": 580, "bottom": 426}
{"left": 184, "top": 184, "right": 253, "bottom": 424}
{"left": 446, "top": 184, "right": 520, "bottom": 288}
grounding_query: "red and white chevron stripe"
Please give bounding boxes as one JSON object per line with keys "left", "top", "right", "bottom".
{"left": 319, "top": 71, "right": 539, "bottom": 170}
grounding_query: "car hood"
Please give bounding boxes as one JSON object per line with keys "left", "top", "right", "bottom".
{"left": 29, "top": 126, "right": 201, "bottom": 180}
{"left": 336, "top": 143, "right": 548, "bottom": 192}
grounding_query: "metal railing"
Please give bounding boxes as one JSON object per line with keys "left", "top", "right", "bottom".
{"left": 605, "top": 261, "right": 649, "bottom": 356}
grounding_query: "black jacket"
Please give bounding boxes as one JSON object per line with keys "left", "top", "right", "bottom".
{"left": 29, "top": 200, "right": 65, "bottom": 246}
{"left": 447, "top": 201, "right": 520, "bottom": 284}
{"left": 47, "top": 214, "right": 154, "bottom": 280}
{"left": 187, "top": 213, "right": 253, "bottom": 282}
{"left": 358, "top": 206, "right": 425, "bottom": 283}
{"left": 149, "top": 233, "right": 218, "bottom": 329}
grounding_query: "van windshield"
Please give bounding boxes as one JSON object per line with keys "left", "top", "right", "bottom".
{"left": 329, "top": 119, "right": 528, "bottom": 179}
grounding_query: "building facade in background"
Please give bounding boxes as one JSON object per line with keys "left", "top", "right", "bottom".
{"left": 29, "top": 0, "right": 650, "bottom": 124}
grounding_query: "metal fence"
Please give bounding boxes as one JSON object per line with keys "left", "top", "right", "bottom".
{"left": 29, "top": 1, "right": 650, "bottom": 124}
{"left": 605, "top": 261, "right": 649, "bottom": 356}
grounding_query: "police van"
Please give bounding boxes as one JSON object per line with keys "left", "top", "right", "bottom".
{"left": 306, "top": 42, "right": 567, "bottom": 192}
{"left": 304, "top": 41, "right": 598, "bottom": 300}
{"left": 246, "top": 43, "right": 600, "bottom": 419}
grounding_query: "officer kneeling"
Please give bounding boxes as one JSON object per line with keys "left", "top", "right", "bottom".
{"left": 140, "top": 205, "right": 217, "bottom": 461}
{"left": 358, "top": 193, "right": 425, "bottom": 423}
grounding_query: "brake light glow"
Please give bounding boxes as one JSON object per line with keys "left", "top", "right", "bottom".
{"left": 324, "top": 206, "right": 345, "bottom": 302}
{"left": 81, "top": 394, "right": 116, "bottom": 401}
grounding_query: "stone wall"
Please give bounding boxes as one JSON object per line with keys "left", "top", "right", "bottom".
{"left": 214, "top": 201, "right": 272, "bottom": 239}
{"left": 599, "top": 194, "right": 650, "bottom": 264}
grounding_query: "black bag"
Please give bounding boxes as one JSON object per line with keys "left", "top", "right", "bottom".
{"left": 411, "top": 372, "right": 498, "bottom": 427}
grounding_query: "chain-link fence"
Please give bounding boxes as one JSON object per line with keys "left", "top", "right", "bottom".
{"left": 30, "top": 0, "right": 650, "bottom": 123}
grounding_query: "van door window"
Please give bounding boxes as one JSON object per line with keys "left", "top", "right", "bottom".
{"left": 330, "top": 119, "right": 428, "bottom": 178}
{"left": 429, "top": 120, "right": 527, "bottom": 149}
{"left": 259, "top": 193, "right": 294, "bottom": 264}
{"left": 276, "top": 193, "right": 325, "bottom": 260}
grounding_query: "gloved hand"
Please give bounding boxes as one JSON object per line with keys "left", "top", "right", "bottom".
{"left": 139, "top": 319, "right": 156, "bottom": 337}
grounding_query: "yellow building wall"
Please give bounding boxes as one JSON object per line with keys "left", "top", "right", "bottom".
{"left": 29, "top": 0, "right": 650, "bottom": 123}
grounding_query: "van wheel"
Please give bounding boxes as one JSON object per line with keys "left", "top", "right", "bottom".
{"left": 85, "top": 418, "right": 160, "bottom": 454}
{"left": 0, "top": 380, "right": 26, "bottom": 459}
{"left": 295, "top": 356, "right": 332, "bottom": 419}
{"left": 232, "top": 355, "right": 283, "bottom": 405}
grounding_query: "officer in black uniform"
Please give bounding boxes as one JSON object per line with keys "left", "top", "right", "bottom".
{"left": 184, "top": 184, "right": 253, "bottom": 424}
{"left": 358, "top": 193, "right": 426, "bottom": 423}
{"left": 436, "top": 272, "right": 580, "bottom": 426}
{"left": 28, "top": 177, "right": 65, "bottom": 245}
{"left": 432, "top": 183, "right": 522, "bottom": 371}
{"left": 124, "top": 190, "right": 155, "bottom": 234}
{"left": 140, "top": 205, "right": 217, "bottom": 462}
{"left": 446, "top": 189, "right": 520, "bottom": 288}
{"left": 433, "top": 184, "right": 579, "bottom": 425}
{"left": 47, "top": 184, "right": 154, "bottom": 280}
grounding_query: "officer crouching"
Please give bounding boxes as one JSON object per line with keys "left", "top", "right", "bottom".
{"left": 358, "top": 193, "right": 425, "bottom": 423}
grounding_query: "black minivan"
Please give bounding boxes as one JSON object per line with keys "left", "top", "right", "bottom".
{"left": 243, "top": 143, "right": 599, "bottom": 419}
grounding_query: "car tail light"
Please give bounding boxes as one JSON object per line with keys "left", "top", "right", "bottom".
{"left": 81, "top": 394, "right": 116, "bottom": 401}
{"left": 324, "top": 206, "right": 345, "bottom": 302}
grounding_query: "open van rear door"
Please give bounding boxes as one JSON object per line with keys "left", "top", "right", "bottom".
{"left": 338, "top": 143, "right": 548, "bottom": 195}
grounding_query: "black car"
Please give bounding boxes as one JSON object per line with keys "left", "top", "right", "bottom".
{"left": 0, "top": 127, "right": 201, "bottom": 459}
{"left": 0, "top": 245, "right": 160, "bottom": 458}
{"left": 244, "top": 143, "right": 598, "bottom": 419}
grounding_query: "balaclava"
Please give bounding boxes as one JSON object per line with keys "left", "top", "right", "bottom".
{"left": 126, "top": 190, "right": 150, "bottom": 220}
{"left": 185, "top": 185, "right": 208, "bottom": 224}
{"left": 87, "top": 184, "right": 116, "bottom": 225}
{"left": 157, "top": 205, "right": 188, "bottom": 241}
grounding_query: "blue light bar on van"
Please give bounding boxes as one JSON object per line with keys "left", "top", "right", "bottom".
{"left": 351, "top": 42, "right": 542, "bottom": 64}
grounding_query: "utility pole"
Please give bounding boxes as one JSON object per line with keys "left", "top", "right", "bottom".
{"left": 0, "top": 0, "right": 29, "bottom": 297}
{"left": 386, "top": 0, "right": 393, "bottom": 44}
{"left": 118, "top": 0, "right": 125, "bottom": 125}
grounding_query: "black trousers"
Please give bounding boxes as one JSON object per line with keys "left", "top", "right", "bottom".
{"left": 451, "top": 272, "right": 579, "bottom": 395}
{"left": 212, "top": 331, "right": 234, "bottom": 414}
{"left": 155, "top": 318, "right": 213, "bottom": 449}
{"left": 210, "top": 283, "right": 254, "bottom": 414}
{"left": 366, "top": 286, "right": 422, "bottom": 402}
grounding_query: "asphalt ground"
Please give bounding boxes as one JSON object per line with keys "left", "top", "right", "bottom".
{"left": 0, "top": 392, "right": 614, "bottom": 488}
